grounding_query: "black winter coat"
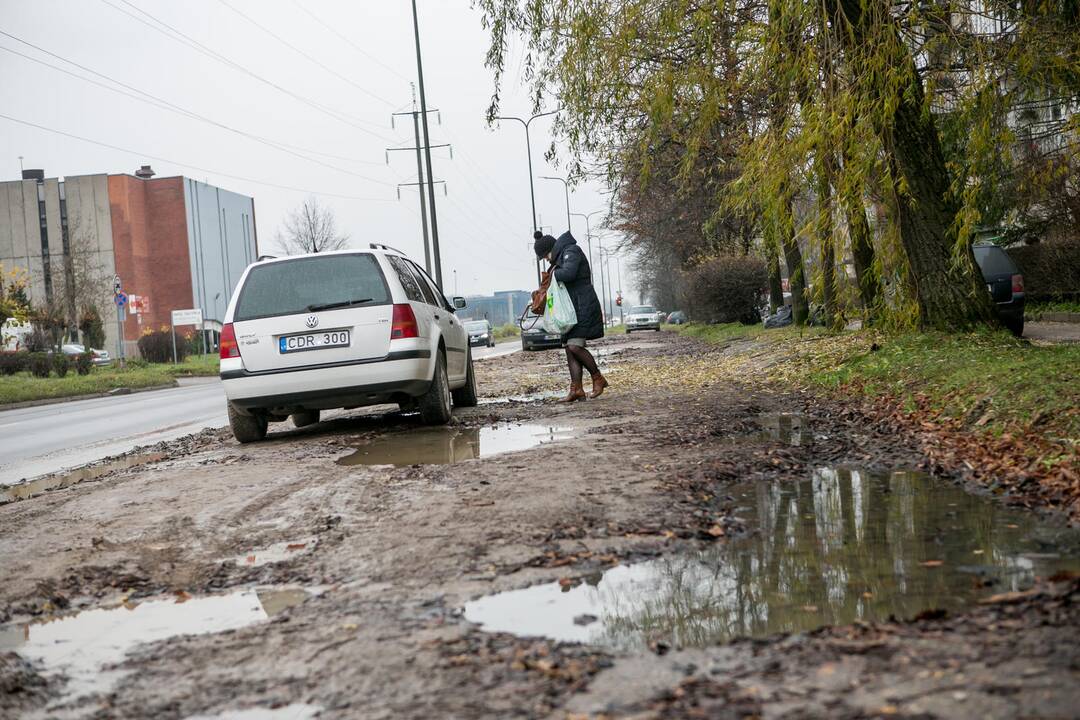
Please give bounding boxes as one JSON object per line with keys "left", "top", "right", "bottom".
{"left": 551, "top": 231, "right": 604, "bottom": 341}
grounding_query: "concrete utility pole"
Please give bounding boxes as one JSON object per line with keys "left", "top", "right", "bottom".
{"left": 495, "top": 110, "right": 558, "bottom": 285}
{"left": 389, "top": 84, "right": 449, "bottom": 276}
{"left": 411, "top": 0, "right": 443, "bottom": 287}
{"left": 596, "top": 242, "right": 609, "bottom": 325}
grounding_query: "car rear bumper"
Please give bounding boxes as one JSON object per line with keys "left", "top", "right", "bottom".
{"left": 222, "top": 351, "right": 432, "bottom": 411}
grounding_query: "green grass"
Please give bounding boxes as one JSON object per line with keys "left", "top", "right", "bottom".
{"left": 1026, "top": 299, "right": 1080, "bottom": 320}
{"left": 0, "top": 365, "right": 177, "bottom": 405}
{"left": 162, "top": 353, "right": 220, "bottom": 377}
{"left": 492, "top": 323, "right": 521, "bottom": 341}
{"left": 676, "top": 322, "right": 1079, "bottom": 440}
{"left": 0, "top": 354, "right": 220, "bottom": 405}
{"left": 808, "top": 330, "right": 1080, "bottom": 437}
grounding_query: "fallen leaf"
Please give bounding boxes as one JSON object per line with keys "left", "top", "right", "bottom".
{"left": 707, "top": 524, "right": 725, "bottom": 537}
{"left": 286, "top": 543, "right": 307, "bottom": 551}
{"left": 920, "top": 560, "right": 944, "bottom": 567}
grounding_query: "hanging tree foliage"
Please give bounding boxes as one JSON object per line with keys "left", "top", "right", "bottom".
{"left": 478, "top": 0, "right": 1078, "bottom": 331}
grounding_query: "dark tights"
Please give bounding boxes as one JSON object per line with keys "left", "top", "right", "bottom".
{"left": 565, "top": 345, "right": 600, "bottom": 386}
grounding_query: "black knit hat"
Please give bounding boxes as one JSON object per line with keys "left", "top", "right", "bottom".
{"left": 533, "top": 230, "right": 556, "bottom": 258}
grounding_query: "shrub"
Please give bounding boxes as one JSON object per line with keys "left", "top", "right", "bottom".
{"left": 0, "top": 352, "right": 28, "bottom": 375}
{"left": 79, "top": 307, "right": 106, "bottom": 349}
{"left": 681, "top": 255, "right": 768, "bottom": 324}
{"left": 75, "top": 352, "right": 94, "bottom": 375}
{"left": 23, "top": 326, "right": 52, "bottom": 353}
{"left": 137, "top": 328, "right": 190, "bottom": 363}
{"left": 28, "top": 352, "right": 51, "bottom": 378}
{"left": 1008, "top": 240, "right": 1080, "bottom": 302}
{"left": 52, "top": 352, "right": 71, "bottom": 378}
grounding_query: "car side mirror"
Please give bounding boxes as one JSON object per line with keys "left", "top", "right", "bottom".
{"left": 452, "top": 296, "right": 467, "bottom": 310}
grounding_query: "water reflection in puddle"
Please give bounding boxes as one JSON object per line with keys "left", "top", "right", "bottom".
{"left": 758, "top": 413, "right": 811, "bottom": 446}
{"left": 479, "top": 390, "right": 564, "bottom": 405}
{"left": 233, "top": 539, "right": 317, "bottom": 568}
{"left": 335, "top": 423, "right": 573, "bottom": 466}
{"left": 465, "top": 468, "right": 1080, "bottom": 652}
{"left": 0, "top": 587, "right": 313, "bottom": 703}
{"left": 186, "top": 702, "right": 322, "bottom": 720}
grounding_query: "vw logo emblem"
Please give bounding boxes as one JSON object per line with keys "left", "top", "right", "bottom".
{"left": 305, "top": 315, "right": 319, "bottom": 329}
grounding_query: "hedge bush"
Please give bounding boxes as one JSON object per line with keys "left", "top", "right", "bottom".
{"left": 28, "top": 352, "right": 51, "bottom": 378}
{"left": 0, "top": 352, "right": 28, "bottom": 376}
{"left": 52, "top": 352, "right": 71, "bottom": 378}
{"left": 681, "top": 255, "right": 768, "bottom": 324}
{"left": 1008, "top": 240, "right": 1080, "bottom": 301}
{"left": 137, "top": 328, "right": 191, "bottom": 363}
{"left": 75, "top": 352, "right": 94, "bottom": 376}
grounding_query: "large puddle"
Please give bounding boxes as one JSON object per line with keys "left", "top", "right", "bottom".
{"left": 465, "top": 468, "right": 1080, "bottom": 652}
{"left": 0, "top": 587, "right": 313, "bottom": 704}
{"left": 335, "top": 423, "right": 573, "bottom": 466}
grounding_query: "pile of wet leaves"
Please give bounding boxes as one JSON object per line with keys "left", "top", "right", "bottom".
{"left": 431, "top": 632, "right": 613, "bottom": 718}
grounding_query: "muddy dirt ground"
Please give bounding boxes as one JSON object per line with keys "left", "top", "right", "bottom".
{"left": 1, "top": 332, "right": 1077, "bottom": 719}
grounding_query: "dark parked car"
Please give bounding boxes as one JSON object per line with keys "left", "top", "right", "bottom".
{"left": 973, "top": 244, "right": 1025, "bottom": 336}
{"left": 667, "top": 310, "right": 688, "bottom": 325}
{"left": 464, "top": 319, "right": 495, "bottom": 348}
{"left": 520, "top": 312, "right": 564, "bottom": 351}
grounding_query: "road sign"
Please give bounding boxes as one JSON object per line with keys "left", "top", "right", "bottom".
{"left": 113, "top": 274, "right": 122, "bottom": 294}
{"left": 129, "top": 295, "right": 150, "bottom": 314}
{"left": 115, "top": 292, "right": 127, "bottom": 307}
{"left": 171, "top": 308, "right": 203, "bottom": 326}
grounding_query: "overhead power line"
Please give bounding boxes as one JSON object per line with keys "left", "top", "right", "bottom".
{"left": 216, "top": 0, "right": 398, "bottom": 110}
{"left": 0, "top": 34, "right": 392, "bottom": 186}
{"left": 0, "top": 112, "right": 395, "bottom": 202}
{"left": 97, "top": 0, "right": 393, "bottom": 142}
{"left": 290, "top": 0, "right": 411, "bottom": 84}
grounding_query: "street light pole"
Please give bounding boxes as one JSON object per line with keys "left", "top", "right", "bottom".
{"left": 495, "top": 110, "right": 557, "bottom": 285}
{"left": 538, "top": 176, "right": 571, "bottom": 232}
{"left": 596, "top": 242, "right": 609, "bottom": 326}
{"left": 570, "top": 210, "right": 602, "bottom": 296}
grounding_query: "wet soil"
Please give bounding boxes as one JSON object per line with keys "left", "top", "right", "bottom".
{"left": 1, "top": 332, "right": 1077, "bottom": 719}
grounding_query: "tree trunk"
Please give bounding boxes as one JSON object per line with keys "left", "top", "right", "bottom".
{"left": 815, "top": 153, "right": 838, "bottom": 329}
{"left": 826, "top": 0, "right": 997, "bottom": 329}
{"left": 844, "top": 191, "right": 880, "bottom": 319}
{"left": 763, "top": 224, "right": 785, "bottom": 313}
{"left": 777, "top": 186, "right": 809, "bottom": 325}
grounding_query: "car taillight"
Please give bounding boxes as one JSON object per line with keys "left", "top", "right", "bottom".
{"left": 390, "top": 304, "right": 419, "bottom": 339}
{"left": 219, "top": 323, "right": 239, "bottom": 359}
{"left": 1011, "top": 274, "right": 1024, "bottom": 294}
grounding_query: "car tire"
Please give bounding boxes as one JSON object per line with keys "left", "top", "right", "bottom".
{"left": 291, "top": 410, "right": 320, "bottom": 428}
{"left": 419, "top": 350, "right": 452, "bottom": 425}
{"left": 228, "top": 401, "right": 268, "bottom": 443}
{"left": 1005, "top": 317, "right": 1024, "bottom": 337}
{"left": 451, "top": 348, "right": 478, "bottom": 408}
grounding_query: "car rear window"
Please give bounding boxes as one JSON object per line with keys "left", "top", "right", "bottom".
{"left": 233, "top": 254, "right": 390, "bottom": 321}
{"left": 973, "top": 246, "right": 1017, "bottom": 277}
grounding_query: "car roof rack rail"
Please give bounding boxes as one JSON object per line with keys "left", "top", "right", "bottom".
{"left": 257, "top": 254, "right": 277, "bottom": 262}
{"left": 369, "top": 242, "right": 406, "bottom": 255}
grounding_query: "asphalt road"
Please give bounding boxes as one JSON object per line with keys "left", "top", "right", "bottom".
{"left": 0, "top": 340, "right": 521, "bottom": 486}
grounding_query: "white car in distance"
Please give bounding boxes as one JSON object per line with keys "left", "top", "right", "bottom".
{"left": 625, "top": 305, "right": 662, "bottom": 332}
{"left": 219, "top": 244, "right": 476, "bottom": 442}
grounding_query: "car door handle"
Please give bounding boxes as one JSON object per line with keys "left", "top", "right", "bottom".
{"left": 434, "top": 313, "right": 441, "bottom": 320}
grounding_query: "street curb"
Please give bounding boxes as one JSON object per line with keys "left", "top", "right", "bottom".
{"left": 1039, "top": 311, "right": 1080, "bottom": 324}
{"left": 0, "top": 381, "right": 180, "bottom": 413}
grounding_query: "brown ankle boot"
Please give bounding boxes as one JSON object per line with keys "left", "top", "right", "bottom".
{"left": 562, "top": 382, "right": 587, "bottom": 402}
{"left": 589, "top": 373, "right": 609, "bottom": 399}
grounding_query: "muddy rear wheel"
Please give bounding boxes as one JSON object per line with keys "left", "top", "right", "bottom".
{"left": 419, "top": 351, "right": 452, "bottom": 425}
{"left": 228, "top": 401, "right": 268, "bottom": 443}
{"left": 451, "top": 348, "right": 478, "bottom": 408}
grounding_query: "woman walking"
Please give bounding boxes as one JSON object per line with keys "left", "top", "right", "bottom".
{"left": 533, "top": 230, "right": 608, "bottom": 401}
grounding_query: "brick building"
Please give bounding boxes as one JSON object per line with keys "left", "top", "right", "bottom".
{"left": 0, "top": 166, "right": 257, "bottom": 357}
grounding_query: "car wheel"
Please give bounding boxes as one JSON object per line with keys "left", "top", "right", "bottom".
{"left": 451, "top": 348, "right": 478, "bottom": 408}
{"left": 655, "top": 327, "right": 661, "bottom": 332}
{"left": 419, "top": 351, "right": 452, "bottom": 425}
{"left": 1005, "top": 317, "right": 1024, "bottom": 337}
{"left": 228, "top": 401, "right": 268, "bottom": 443}
{"left": 291, "top": 410, "right": 320, "bottom": 428}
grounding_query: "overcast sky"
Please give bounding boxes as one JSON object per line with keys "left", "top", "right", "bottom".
{"left": 0, "top": 0, "right": 632, "bottom": 300}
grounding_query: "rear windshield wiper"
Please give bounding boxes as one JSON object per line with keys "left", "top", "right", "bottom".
{"left": 306, "top": 298, "right": 375, "bottom": 312}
